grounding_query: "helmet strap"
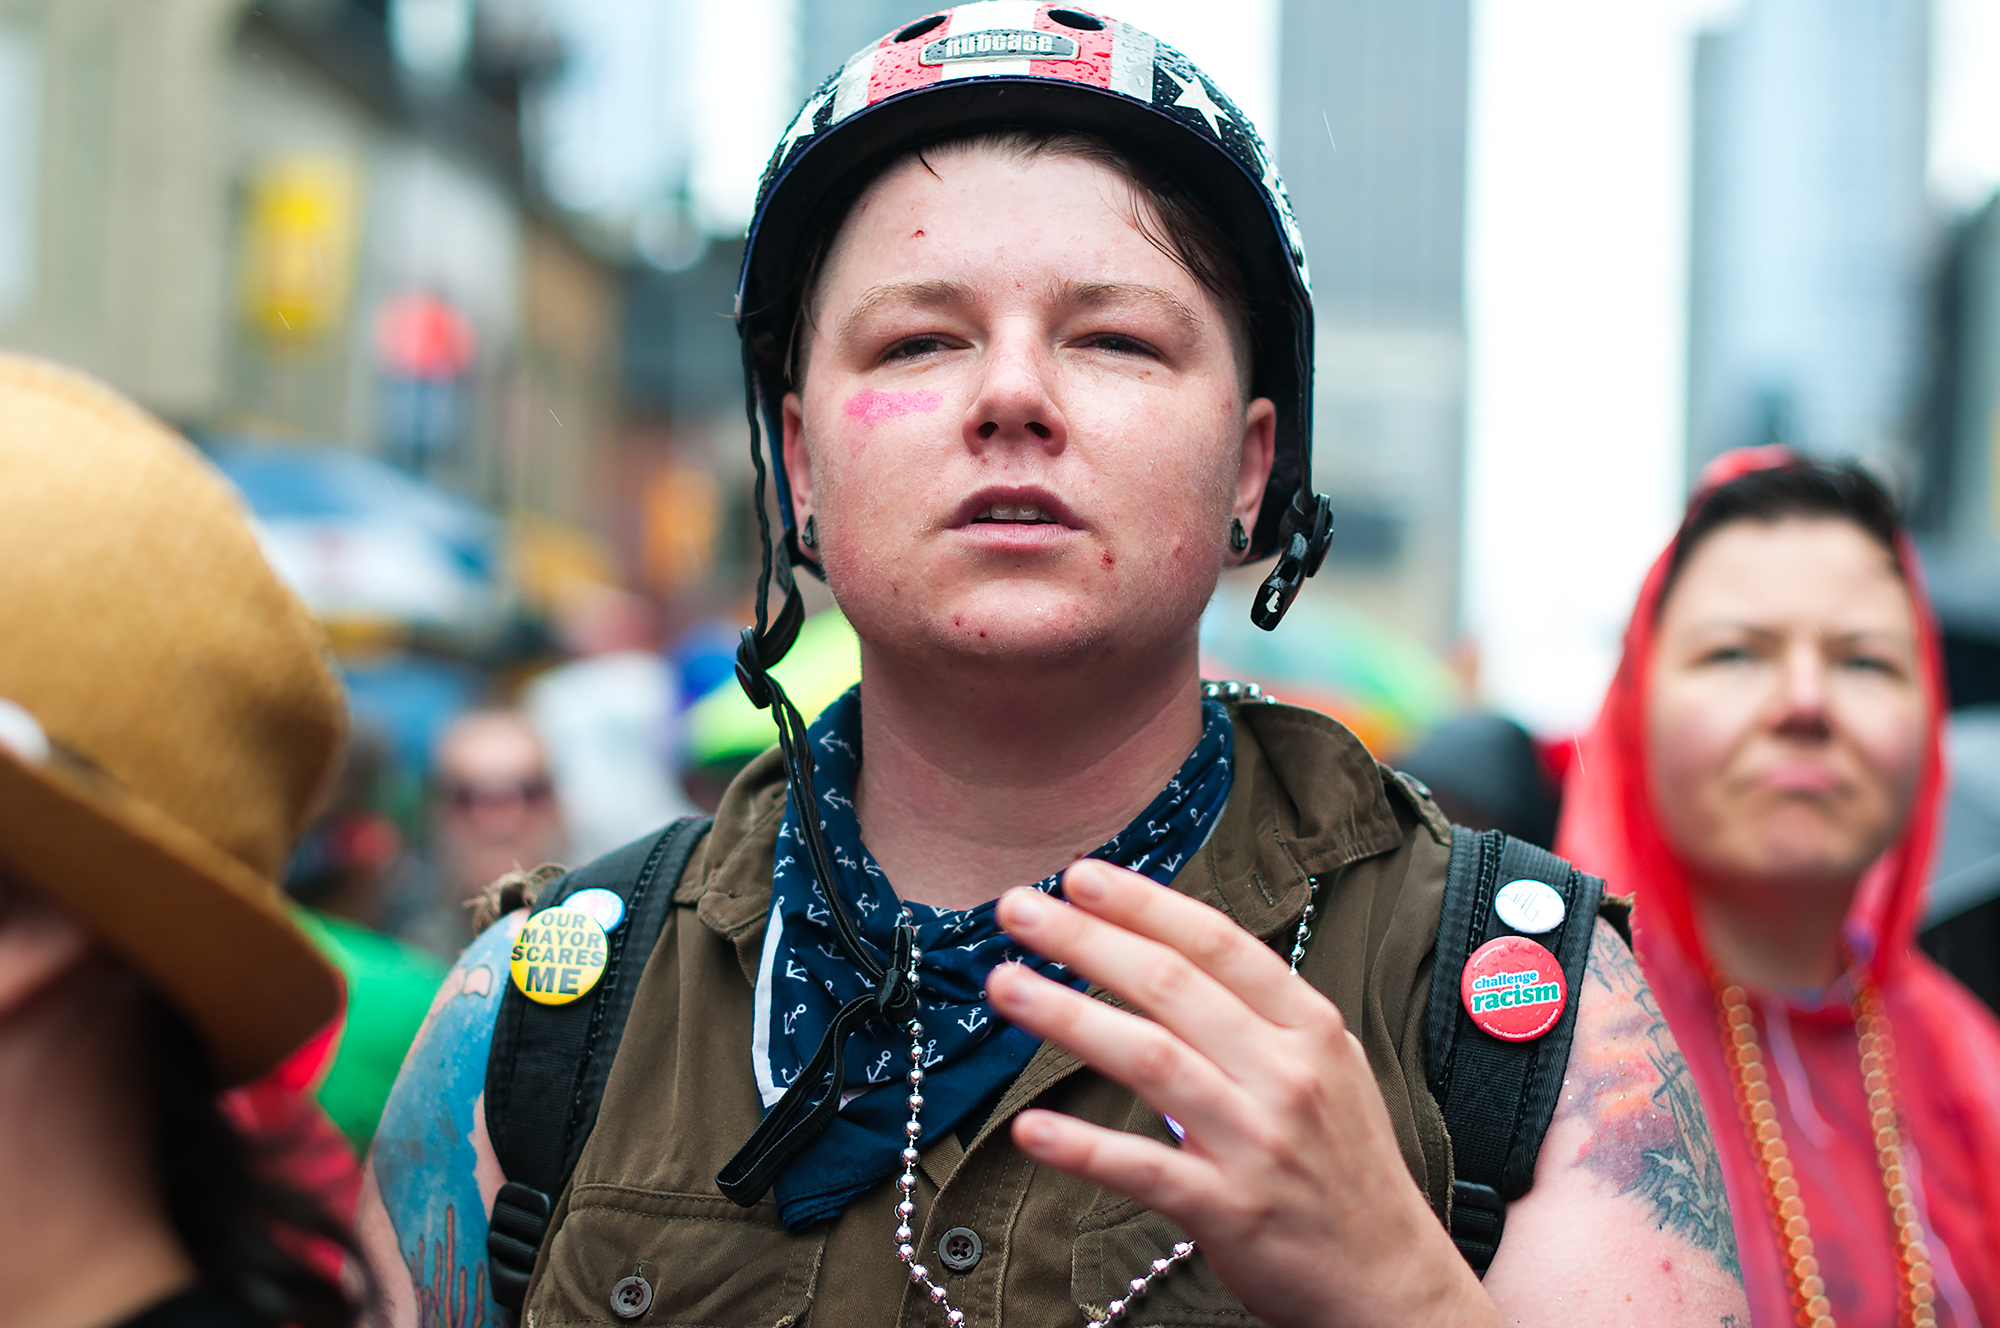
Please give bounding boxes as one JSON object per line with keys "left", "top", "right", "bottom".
{"left": 1250, "top": 492, "right": 1334, "bottom": 630}
{"left": 723, "top": 353, "right": 918, "bottom": 1211}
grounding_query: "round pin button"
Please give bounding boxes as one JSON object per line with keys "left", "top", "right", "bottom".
{"left": 0, "top": 698, "right": 49, "bottom": 764}
{"left": 1460, "top": 935, "right": 1567, "bottom": 1042}
{"left": 565, "top": 886, "right": 627, "bottom": 934}
{"left": 1494, "top": 878, "right": 1565, "bottom": 935}
{"left": 510, "top": 905, "right": 609, "bottom": 1005}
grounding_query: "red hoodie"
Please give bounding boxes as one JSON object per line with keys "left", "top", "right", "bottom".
{"left": 1556, "top": 447, "right": 2000, "bottom": 1326}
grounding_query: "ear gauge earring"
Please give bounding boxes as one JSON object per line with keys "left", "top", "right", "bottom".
{"left": 801, "top": 514, "right": 819, "bottom": 549}
{"left": 1228, "top": 517, "right": 1249, "bottom": 553}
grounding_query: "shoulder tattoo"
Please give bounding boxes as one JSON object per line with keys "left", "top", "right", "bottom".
{"left": 1566, "top": 920, "right": 1741, "bottom": 1282}
{"left": 368, "top": 915, "right": 520, "bottom": 1327}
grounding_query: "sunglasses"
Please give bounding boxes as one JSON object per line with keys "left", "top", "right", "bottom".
{"left": 443, "top": 777, "right": 555, "bottom": 813}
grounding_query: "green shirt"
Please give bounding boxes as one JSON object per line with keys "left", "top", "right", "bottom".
{"left": 293, "top": 908, "right": 447, "bottom": 1150}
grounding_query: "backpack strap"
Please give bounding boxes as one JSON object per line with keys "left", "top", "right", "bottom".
{"left": 1425, "top": 827, "right": 1605, "bottom": 1275}
{"left": 484, "top": 815, "right": 712, "bottom": 1313}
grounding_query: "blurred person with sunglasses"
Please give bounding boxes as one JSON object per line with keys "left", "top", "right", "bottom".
{"left": 415, "top": 710, "right": 566, "bottom": 954}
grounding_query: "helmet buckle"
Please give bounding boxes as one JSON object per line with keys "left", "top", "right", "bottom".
{"left": 1249, "top": 494, "right": 1333, "bottom": 631}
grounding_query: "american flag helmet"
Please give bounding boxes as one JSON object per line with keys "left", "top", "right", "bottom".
{"left": 736, "top": 2, "right": 1332, "bottom": 635}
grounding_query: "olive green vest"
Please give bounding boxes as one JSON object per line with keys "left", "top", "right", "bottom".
{"left": 523, "top": 700, "right": 1456, "bottom": 1327}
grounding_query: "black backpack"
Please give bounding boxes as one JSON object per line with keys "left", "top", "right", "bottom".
{"left": 482, "top": 815, "right": 1605, "bottom": 1311}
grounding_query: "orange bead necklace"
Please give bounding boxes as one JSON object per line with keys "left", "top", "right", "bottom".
{"left": 1712, "top": 971, "right": 1937, "bottom": 1328}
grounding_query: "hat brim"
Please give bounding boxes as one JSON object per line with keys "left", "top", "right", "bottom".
{"left": 0, "top": 745, "right": 341, "bottom": 1087}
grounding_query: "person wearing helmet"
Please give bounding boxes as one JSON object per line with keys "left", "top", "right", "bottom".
{"left": 359, "top": 7, "right": 1747, "bottom": 1324}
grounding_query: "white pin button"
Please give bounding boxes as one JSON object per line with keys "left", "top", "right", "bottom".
{"left": 0, "top": 698, "right": 50, "bottom": 765}
{"left": 1494, "top": 879, "right": 1565, "bottom": 935}
{"left": 564, "top": 887, "right": 626, "bottom": 934}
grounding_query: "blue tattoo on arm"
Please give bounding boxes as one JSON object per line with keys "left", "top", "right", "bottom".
{"left": 371, "top": 917, "right": 517, "bottom": 1328}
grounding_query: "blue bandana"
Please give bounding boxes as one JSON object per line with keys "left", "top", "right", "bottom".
{"left": 750, "top": 689, "right": 1234, "bottom": 1229}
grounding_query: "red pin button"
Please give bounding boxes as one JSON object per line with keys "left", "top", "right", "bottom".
{"left": 1460, "top": 935, "right": 1567, "bottom": 1041}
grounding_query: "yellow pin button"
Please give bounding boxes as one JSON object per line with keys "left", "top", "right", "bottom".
{"left": 509, "top": 905, "right": 609, "bottom": 1005}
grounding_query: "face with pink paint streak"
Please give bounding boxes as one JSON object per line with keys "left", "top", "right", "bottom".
{"left": 781, "top": 145, "right": 1275, "bottom": 674}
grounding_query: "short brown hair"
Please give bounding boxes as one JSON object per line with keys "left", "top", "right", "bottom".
{"left": 787, "top": 127, "right": 1254, "bottom": 388}
{"left": 1659, "top": 460, "right": 1907, "bottom": 615}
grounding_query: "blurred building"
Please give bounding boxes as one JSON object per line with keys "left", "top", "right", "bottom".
{"left": 1277, "top": 0, "right": 1471, "bottom": 650}
{"left": 1922, "top": 196, "right": 2000, "bottom": 562}
{"left": 1917, "top": 195, "right": 2000, "bottom": 1010}
{"left": 0, "top": 0, "right": 618, "bottom": 528}
{"left": 1686, "top": 0, "right": 1932, "bottom": 479}
{"left": 615, "top": 239, "right": 751, "bottom": 610}
{"left": 599, "top": 0, "right": 903, "bottom": 618}
{"left": 547, "top": 0, "right": 817, "bottom": 617}
{"left": 1916, "top": 193, "right": 2000, "bottom": 710}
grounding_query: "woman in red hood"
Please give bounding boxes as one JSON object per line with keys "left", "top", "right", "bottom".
{"left": 1558, "top": 446, "right": 2000, "bottom": 1327}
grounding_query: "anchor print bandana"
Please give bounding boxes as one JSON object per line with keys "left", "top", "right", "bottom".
{"left": 751, "top": 687, "right": 1235, "bottom": 1229}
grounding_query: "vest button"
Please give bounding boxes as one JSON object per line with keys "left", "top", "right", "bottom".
{"left": 610, "top": 1274, "right": 654, "bottom": 1319}
{"left": 938, "top": 1226, "right": 983, "bottom": 1273}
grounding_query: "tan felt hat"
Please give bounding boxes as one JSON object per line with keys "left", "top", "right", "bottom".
{"left": 0, "top": 353, "right": 346, "bottom": 1086}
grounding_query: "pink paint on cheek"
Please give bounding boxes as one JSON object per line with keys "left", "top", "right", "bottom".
{"left": 844, "top": 389, "right": 942, "bottom": 424}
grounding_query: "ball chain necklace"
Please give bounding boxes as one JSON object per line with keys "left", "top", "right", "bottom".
{"left": 1711, "top": 969, "right": 1937, "bottom": 1328}
{"left": 890, "top": 878, "right": 1323, "bottom": 1328}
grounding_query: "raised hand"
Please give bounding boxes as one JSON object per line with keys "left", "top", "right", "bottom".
{"left": 987, "top": 859, "right": 1498, "bottom": 1328}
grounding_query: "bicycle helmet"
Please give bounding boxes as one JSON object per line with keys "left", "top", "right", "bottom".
{"left": 734, "top": 2, "right": 1333, "bottom": 686}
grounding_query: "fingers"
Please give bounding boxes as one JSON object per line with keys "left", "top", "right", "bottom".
{"left": 996, "top": 882, "right": 1271, "bottom": 1085}
{"left": 1003, "top": 861, "right": 1338, "bottom": 1037}
{"left": 1068, "top": 860, "right": 1328, "bottom": 1029}
{"left": 986, "top": 958, "right": 1262, "bottom": 1147}
{"left": 1010, "top": 1107, "right": 1213, "bottom": 1219}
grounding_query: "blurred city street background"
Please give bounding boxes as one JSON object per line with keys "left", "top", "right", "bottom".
{"left": 1, "top": 0, "right": 1997, "bottom": 1042}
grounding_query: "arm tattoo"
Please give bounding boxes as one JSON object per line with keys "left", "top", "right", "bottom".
{"left": 368, "top": 917, "right": 518, "bottom": 1327}
{"left": 1567, "top": 921, "right": 1741, "bottom": 1282}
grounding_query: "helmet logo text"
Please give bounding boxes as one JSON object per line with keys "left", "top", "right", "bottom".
{"left": 920, "top": 30, "right": 1079, "bottom": 65}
